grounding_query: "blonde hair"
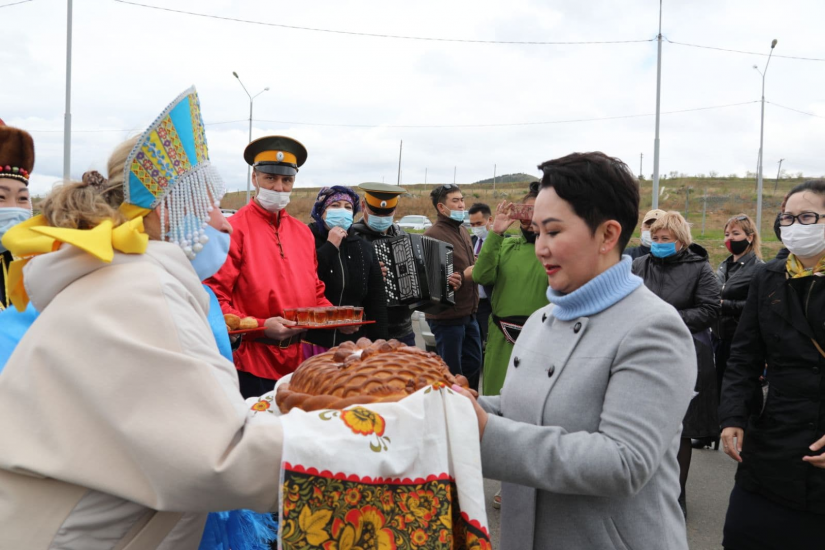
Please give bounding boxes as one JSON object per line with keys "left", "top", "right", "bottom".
{"left": 650, "top": 211, "right": 692, "bottom": 247}
{"left": 725, "top": 213, "right": 762, "bottom": 259}
{"left": 41, "top": 137, "right": 137, "bottom": 230}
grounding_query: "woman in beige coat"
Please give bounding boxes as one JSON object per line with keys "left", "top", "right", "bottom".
{"left": 0, "top": 88, "right": 294, "bottom": 549}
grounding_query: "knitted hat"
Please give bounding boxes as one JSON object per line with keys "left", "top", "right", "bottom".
{"left": 0, "top": 122, "right": 35, "bottom": 185}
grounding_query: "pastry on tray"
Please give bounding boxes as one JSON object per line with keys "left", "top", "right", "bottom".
{"left": 276, "top": 337, "right": 476, "bottom": 413}
{"left": 224, "top": 314, "right": 259, "bottom": 331}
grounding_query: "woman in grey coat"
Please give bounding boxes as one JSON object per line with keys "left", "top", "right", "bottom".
{"left": 455, "top": 152, "right": 697, "bottom": 550}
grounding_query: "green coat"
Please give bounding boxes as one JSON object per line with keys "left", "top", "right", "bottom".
{"left": 473, "top": 231, "right": 548, "bottom": 395}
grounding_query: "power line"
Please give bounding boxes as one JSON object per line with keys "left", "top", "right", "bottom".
{"left": 113, "top": 0, "right": 654, "bottom": 46}
{"left": 768, "top": 101, "right": 825, "bottom": 119}
{"left": 0, "top": 0, "right": 33, "bottom": 8}
{"left": 255, "top": 100, "right": 760, "bottom": 129}
{"left": 27, "top": 119, "right": 248, "bottom": 133}
{"left": 665, "top": 37, "right": 825, "bottom": 62}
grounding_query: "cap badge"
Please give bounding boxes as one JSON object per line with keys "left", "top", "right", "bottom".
{"left": 380, "top": 200, "right": 388, "bottom": 208}
{"left": 276, "top": 151, "right": 285, "bottom": 161}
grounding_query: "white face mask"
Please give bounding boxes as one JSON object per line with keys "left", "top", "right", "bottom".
{"left": 471, "top": 226, "right": 489, "bottom": 240}
{"left": 781, "top": 223, "right": 825, "bottom": 258}
{"left": 640, "top": 230, "right": 652, "bottom": 248}
{"left": 256, "top": 188, "right": 291, "bottom": 212}
{"left": 0, "top": 207, "right": 33, "bottom": 252}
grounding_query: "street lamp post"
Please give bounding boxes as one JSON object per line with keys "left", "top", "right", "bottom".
{"left": 233, "top": 72, "right": 269, "bottom": 203}
{"left": 753, "top": 39, "right": 778, "bottom": 235}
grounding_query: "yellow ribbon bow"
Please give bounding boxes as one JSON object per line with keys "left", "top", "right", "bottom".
{"left": 1, "top": 208, "right": 150, "bottom": 311}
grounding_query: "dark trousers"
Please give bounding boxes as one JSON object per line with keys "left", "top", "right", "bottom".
{"left": 477, "top": 298, "right": 492, "bottom": 351}
{"left": 723, "top": 484, "right": 822, "bottom": 550}
{"left": 237, "top": 369, "right": 277, "bottom": 399}
{"left": 395, "top": 331, "right": 416, "bottom": 347}
{"left": 429, "top": 316, "right": 482, "bottom": 392}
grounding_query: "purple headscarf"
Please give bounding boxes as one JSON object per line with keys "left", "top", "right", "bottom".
{"left": 310, "top": 185, "right": 362, "bottom": 232}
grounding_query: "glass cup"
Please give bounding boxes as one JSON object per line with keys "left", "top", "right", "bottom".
{"left": 311, "top": 308, "right": 326, "bottom": 326}
{"left": 283, "top": 308, "right": 297, "bottom": 323}
{"left": 296, "top": 308, "right": 311, "bottom": 325}
{"left": 353, "top": 307, "right": 364, "bottom": 322}
{"left": 324, "top": 307, "right": 337, "bottom": 325}
{"left": 342, "top": 306, "right": 355, "bottom": 322}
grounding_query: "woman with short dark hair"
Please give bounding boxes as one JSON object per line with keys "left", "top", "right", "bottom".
{"left": 719, "top": 179, "right": 825, "bottom": 550}
{"left": 456, "top": 152, "right": 696, "bottom": 550}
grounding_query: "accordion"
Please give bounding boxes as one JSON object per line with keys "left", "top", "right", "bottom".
{"left": 373, "top": 234, "right": 455, "bottom": 314}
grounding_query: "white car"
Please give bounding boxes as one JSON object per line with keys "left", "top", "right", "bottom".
{"left": 397, "top": 215, "right": 432, "bottom": 231}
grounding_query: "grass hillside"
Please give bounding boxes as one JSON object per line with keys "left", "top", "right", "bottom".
{"left": 223, "top": 176, "right": 802, "bottom": 268}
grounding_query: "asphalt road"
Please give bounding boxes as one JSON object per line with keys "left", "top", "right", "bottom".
{"left": 411, "top": 320, "right": 739, "bottom": 549}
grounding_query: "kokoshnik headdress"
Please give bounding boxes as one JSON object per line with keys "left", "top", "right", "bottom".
{"left": 124, "top": 86, "right": 225, "bottom": 260}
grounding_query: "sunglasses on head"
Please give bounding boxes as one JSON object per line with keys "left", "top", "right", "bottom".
{"left": 431, "top": 184, "right": 458, "bottom": 197}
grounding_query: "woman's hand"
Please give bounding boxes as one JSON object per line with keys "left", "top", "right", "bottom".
{"left": 803, "top": 435, "right": 825, "bottom": 468}
{"left": 492, "top": 201, "right": 515, "bottom": 235}
{"left": 452, "top": 384, "right": 488, "bottom": 440}
{"left": 338, "top": 324, "right": 359, "bottom": 335}
{"left": 327, "top": 226, "right": 347, "bottom": 248}
{"left": 721, "top": 427, "right": 745, "bottom": 463}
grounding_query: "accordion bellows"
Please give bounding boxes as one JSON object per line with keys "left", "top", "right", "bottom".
{"left": 276, "top": 338, "right": 474, "bottom": 413}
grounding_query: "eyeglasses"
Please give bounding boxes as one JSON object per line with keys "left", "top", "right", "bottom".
{"left": 778, "top": 212, "right": 824, "bottom": 226}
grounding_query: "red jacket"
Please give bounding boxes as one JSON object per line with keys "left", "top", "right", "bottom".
{"left": 206, "top": 200, "right": 331, "bottom": 379}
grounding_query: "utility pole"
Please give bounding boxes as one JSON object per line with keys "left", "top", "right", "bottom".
{"left": 755, "top": 39, "right": 778, "bottom": 235}
{"left": 63, "top": 0, "right": 73, "bottom": 181}
{"left": 774, "top": 158, "right": 784, "bottom": 193}
{"left": 493, "top": 164, "right": 497, "bottom": 195}
{"left": 453, "top": 166, "right": 456, "bottom": 185}
{"left": 397, "top": 140, "right": 403, "bottom": 186}
{"left": 684, "top": 187, "right": 691, "bottom": 218}
{"left": 640, "top": 153, "right": 643, "bottom": 178}
{"left": 425, "top": 168, "right": 427, "bottom": 185}
{"left": 701, "top": 188, "right": 708, "bottom": 235}
{"left": 652, "top": 0, "right": 663, "bottom": 209}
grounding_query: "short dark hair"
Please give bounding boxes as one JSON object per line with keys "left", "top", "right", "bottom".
{"left": 429, "top": 184, "right": 461, "bottom": 209}
{"left": 537, "top": 152, "right": 640, "bottom": 253}
{"left": 468, "top": 203, "right": 491, "bottom": 217}
{"left": 785, "top": 179, "right": 825, "bottom": 210}
{"left": 523, "top": 180, "right": 540, "bottom": 202}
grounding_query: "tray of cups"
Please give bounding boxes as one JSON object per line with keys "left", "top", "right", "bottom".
{"left": 283, "top": 306, "right": 374, "bottom": 329}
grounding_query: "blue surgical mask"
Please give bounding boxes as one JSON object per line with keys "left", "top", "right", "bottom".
{"left": 325, "top": 208, "right": 353, "bottom": 231}
{"left": 189, "top": 224, "right": 231, "bottom": 281}
{"left": 449, "top": 209, "right": 465, "bottom": 223}
{"left": 0, "top": 207, "right": 32, "bottom": 252}
{"left": 650, "top": 241, "right": 678, "bottom": 258}
{"left": 367, "top": 214, "right": 393, "bottom": 233}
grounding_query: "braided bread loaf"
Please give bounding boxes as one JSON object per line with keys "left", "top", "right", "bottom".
{"left": 275, "top": 338, "right": 475, "bottom": 413}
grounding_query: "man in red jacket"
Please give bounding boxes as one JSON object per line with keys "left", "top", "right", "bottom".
{"left": 206, "top": 136, "right": 332, "bottom": 397}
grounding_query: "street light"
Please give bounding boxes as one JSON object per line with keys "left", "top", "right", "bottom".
{"left": 233, "top": 71, "right": 269, "bottom": 203}
{"left": 753, "top": 38, "right": 778, "bottom": 235}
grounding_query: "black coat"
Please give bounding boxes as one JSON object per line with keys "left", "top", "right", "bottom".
{"left": 306, "top": 223, "right": 388, "bottom": 348}
{"left": 714, "top": 251, "right": 764, "bottom": 340}
{"left": 350, "top": 220, "right": 414, "bottom": 340}
{"left": 625, "top": 244, "right": 651, "bottom": 260}
{"left": 633, "top": 244, "right": 722, "bottom": 438}
{"left": 720, "top": 259, "right": 825, "bottom": 513}
{"left": 631, "top": 244, "right": 721, "bottom": 334}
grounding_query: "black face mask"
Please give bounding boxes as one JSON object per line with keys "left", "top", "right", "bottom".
{"left": 726, "top": 238, "right": 750, "bottom": 256}
{"left": 521, "top": 226, "right": 537, "bottom": 244}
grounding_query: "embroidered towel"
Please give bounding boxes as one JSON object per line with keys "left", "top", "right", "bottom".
{"left": 249, "top": 381, "right": 491, "bottom": 549}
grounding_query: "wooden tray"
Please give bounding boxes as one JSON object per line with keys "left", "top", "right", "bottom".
{"left": 227, "top": 320, "right": 374, "bottom": 335}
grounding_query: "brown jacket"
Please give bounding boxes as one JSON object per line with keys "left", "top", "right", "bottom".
{"left": 424, "top": 214, "right": 478, "bottom": 320}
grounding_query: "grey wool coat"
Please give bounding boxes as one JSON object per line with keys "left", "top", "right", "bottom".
{"left": 479, "top": 285, "right": 696, "bottom": 550}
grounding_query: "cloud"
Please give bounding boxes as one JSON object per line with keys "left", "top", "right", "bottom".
{"left": 2, "top": 0, "right": 823, "bottom": 200}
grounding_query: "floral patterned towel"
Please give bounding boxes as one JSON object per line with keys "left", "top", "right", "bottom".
{"left": 250, "top": 383, "right": 491, "bottom": 549}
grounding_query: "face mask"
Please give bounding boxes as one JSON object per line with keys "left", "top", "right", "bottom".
{"left": 325, "top": 208, "right": 353, "bottom": 231}
{"left": 640, "top": 230, "right": 652, "bottom": 248}
{"left": 257, "top": 188, "right": 291, "bottom": 212}
{"left": 780, "top": 223, "right": 825, "bottom": 258}
{"left": 471, "top": 226, "right": 489, "bottom": 240}
{"left": 448, "top": 209, "right": 465, "bottom": 223}
{"left": 651, "top": 241, "right": 678, "bottom": 258}
{"left": 0, "top": 207, "right": 32, "bottom": 252}
{"left": 190, "top": 224, "right": 231, "bottom": 281}
{"left": 367, "top": 214, "right": 393, "bottom": 233}
{"left": 521, "top": 226, "right": 537, "bottom": 244}
{"left": 725, "top": 238, "right": 750, "bottom": 256}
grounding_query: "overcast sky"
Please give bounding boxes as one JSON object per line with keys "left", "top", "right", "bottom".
{"left": 2, "top": 0, "right": 824, "bottom": 197}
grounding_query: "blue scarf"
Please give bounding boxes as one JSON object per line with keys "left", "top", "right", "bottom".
{"left": 547, "top": 256, "right": 642, "bottom": 321}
